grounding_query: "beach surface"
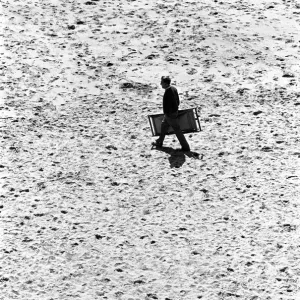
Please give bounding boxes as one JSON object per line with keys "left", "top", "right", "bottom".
{"left": 1, "top": 0, "right": 300, "bottom": 299}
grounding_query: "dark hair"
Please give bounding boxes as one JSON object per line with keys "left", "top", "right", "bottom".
{"left": 161, "top": 76, "right": 171, "bottom": 85}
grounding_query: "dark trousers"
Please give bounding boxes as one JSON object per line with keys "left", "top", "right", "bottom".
{"left": 158, "top": 112, "right": 190, "bottom": 150}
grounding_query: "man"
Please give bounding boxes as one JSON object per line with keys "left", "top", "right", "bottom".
{"left": 152, "top": 76, "right": 190, "bottom": 151}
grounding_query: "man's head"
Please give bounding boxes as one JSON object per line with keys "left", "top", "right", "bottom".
{"left": 160, "top": 76, "right": 171, "bottom": 89}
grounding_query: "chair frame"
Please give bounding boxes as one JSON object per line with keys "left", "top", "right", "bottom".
{"left": 148, "top": 107, "right": 202, "bottom": 137}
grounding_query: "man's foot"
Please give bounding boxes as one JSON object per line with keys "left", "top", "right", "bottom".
{"left": 152, "top": 140, "right": 163, "bottom": 147}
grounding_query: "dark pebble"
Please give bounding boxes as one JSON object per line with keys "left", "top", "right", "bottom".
{"left": 147, "top": 294, "right": 158, "bottom": 299}
{"left": 253, "top": 111, "right": 263, "bottom": 116}
{"left": 282, "top": 73, "right": 295, "bottom": 78}
{"left": 120, "top": 82, "right": 134, "bottom": 88}
{"left": 261, "top": 146, "right": 272, "bottom": 152}
{"left": 133, "top": 279, "right": 145, "bottom": 284}
{"left": 95, "top": 234, "right": 104, "bottom": 239}
{"left": 115, "top": 268, "right": 123, "bottom": 272}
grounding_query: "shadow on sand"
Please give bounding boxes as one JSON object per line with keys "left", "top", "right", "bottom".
{"left": 151, "top": 146, "right": 203, "bottom": 168}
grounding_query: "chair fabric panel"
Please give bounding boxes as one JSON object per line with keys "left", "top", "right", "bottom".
{"left": 148, "top": 108, "right": 200, "bottom": 136}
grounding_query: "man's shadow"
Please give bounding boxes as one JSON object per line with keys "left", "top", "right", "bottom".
{"left": 151, "top": 146, "right": 202, "bottom": 168}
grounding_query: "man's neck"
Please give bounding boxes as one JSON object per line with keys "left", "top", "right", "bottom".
{"left": 165, "top": 85, "right": 171, "bottom": 90}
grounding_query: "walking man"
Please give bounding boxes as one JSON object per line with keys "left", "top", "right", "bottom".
{"left": 152, "top": 76, "right": 190, "bottom": 151}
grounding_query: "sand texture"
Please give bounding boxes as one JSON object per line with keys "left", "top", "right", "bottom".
{"left": 1, "top": 0, "right": 300, "bottom": 299}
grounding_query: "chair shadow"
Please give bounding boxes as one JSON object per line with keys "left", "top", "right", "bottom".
{"left": 151, "top": 146, "right": 202, "bottom": 168}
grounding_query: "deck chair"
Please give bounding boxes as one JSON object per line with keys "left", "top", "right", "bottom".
{"left": 148, "top": 107, "right": 201, "bottom": 136}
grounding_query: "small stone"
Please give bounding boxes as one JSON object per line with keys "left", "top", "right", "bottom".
{"left": 133, "top": 279, "right": 145, "bottom": 285}
{"left": 22, "top": 237, "right": 33, "bottom": 242}
{"left": 236, "top": 87, "right": 250, "bottom": 95}
{"left": 147, "top": 294, "right": 158, "bottom": 299}
{"left": 34, "top": 213, "right": 44, "bottom": 217}
{"left": 95, "top": 234, "right": 104, "bottom": 240}
{"left": 120, "top": 82, "right": 134, "bottom": 89}
{"left": 106, "top": 145, "right": 117, "bottom": 150}
{"left": 253, "top": 110, "right": 263, "bottom": 116}
{"left": 68, "top": 25, "right": 76, "bottom": 30}
{"left": 165, "top": 56, "right": 176, "bottom": 62}
{"left": 261, "top": 146, "right": 272, "bottom": 152}
{"left": 145, "top": 54, "right": 158, "bottom": 60}
{"left": 178, "top": 227, "right": 187, "bottom": 231}
{"left": 187, "top": 68, "right": 198, "bottom": 75}
{"left": 282, "top": 72, "right": 295, "bottom": 78}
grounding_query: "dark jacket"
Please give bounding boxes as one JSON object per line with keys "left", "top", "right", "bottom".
{"left": 163, "top": 86, "right": 180, "bottom": 114}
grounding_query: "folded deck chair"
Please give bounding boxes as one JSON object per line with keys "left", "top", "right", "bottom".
{"left": 148, "top": 107, "right": 201, "bottom": 137}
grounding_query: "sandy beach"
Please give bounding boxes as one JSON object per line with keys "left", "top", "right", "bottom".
{"left": 1, "top": 0, "right": 300, "bottom": 299}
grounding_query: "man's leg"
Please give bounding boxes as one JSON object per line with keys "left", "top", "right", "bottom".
{"left": 166, "top": 115, "right": 190, "bottom": 151}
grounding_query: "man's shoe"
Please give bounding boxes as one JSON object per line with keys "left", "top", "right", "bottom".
{"left": 152, "top": 140, "right": 163, "bottom": 147}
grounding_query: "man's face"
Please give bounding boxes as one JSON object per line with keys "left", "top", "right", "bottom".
{"left": 160, "top": 80, "right": 168, "bottom": 89}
